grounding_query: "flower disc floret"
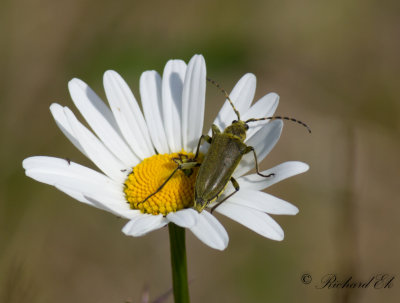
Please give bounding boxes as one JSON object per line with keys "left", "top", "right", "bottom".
{"left": 124, "top": 152, "right": 200, "bottom": 216}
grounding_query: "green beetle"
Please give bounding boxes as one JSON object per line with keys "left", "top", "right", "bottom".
{"left": 192, "top": 79, "right": 310, "bottom": 212}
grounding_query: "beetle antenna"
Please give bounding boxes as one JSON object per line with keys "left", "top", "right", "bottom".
{"left": 207, "top": 77, "right": 241, "bottom": 120}
{"left": 245, "top": 116, "right": 311, "bottom": 133}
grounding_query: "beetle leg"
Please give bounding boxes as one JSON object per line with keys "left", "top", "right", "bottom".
{"left": 210, "top": 177, "right": 240, "bottom": 213}
{"left": 138, "top": 161, "right": 200, "bottom": 205}
{"left": 211, "top": 124, "right": 221, "bottom": 135}
{"left": 194, "top": 134, "right": 212, "bottom": 160}
{"left": 177, "top": 153, "right": 189, "bottom": 160}
{"left": 194, "top": 125, "right": 222, "bottom": 160}
{"left": 243, "top": 146, "right": 275, "bottom": 178}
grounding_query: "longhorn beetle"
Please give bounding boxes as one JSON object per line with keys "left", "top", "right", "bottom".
{"left": 138, "top": 78, "right": 310, "bottom": 213}
{"left": 192, "top": 78, "right": 310, "bottom": 212}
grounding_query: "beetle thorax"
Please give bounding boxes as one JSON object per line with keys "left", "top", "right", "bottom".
{"left": 224, "top": 121, "right": 247, "bottom": 142}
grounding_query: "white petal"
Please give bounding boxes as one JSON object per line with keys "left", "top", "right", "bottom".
{"left": 162, "top": 59, "right": 187, "bottom": 152}
{"left": 55, "top": 184, "right": 139, "bottom": 219}
{"left": 226, "top": 189, "right": 299, "bottom": 215}
{"left": 54, "top": 183, "right": 92, "bottom": 205}
{"left": 211, "top": 73, "right": 256, "bottom": 132}
{"left": 140, "top": 70, "right": 170, "bottom": 154}
{"left": 182, "top": 54, "right": 206, "bottom": 152}
{"left": 103, "top": 70, "right": 154, "bottom": 160}
{"left": 122, "top": 215, "right": 168, "bottom": 237}
{"left": 23, "top": 156, "right": 123, "bottom": 201}
{"left": 215, "top": 203, "right": 284, "bottom": 241}
{"left": 234, "top": 120, "right": 283, "bottom": 178}
{"left": 50, "top": 103, "right": 87, "bottom": 156}
{"left": 167, "top": 208, "right": 199, "bottom": 228}
{"left": 68, "top": 78, "right": 138, "bottom": 166}
{"left": 238, "top": 161, "right": 310, "bottom": 191}
{"left": 189, "top": 211, "right": 228, "bottom": 250}
{"left": 241, "top": 93, "right": 279, "bottom": 140}
{"left": 64, "top": 107, "right": 126, "bottom": 182}
{"left": 83, "top": 193, "right": 140, "bottom": 219}
{"left": 22, "top": 156, "right": 121, "bottom": 195}
{"left": 22, "top": 156, "right": 138, "bottom": 218}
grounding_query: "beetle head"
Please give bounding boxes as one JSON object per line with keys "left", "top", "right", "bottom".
{"left": 225, "top": 120, "right": 247, "bottom": 141}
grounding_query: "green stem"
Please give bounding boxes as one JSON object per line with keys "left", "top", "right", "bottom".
{"left": 168, "top": 223, "right": 190, "bottom": 303}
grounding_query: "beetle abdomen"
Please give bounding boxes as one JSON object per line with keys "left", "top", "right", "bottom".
{"left": 194, "top": 133, "right": 246, "bottom": 212}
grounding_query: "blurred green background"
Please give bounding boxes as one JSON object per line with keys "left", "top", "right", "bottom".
{"left": 1, "top": 0, "right": 399, "bottom": 302}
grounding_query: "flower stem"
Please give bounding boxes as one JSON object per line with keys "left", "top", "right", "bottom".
{"left": 168, "top": 223, "right": 190, "bottom": 303}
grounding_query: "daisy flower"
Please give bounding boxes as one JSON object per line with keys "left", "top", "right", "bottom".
{"left": 22, "top": 54, "right": 309, "bottom": 251}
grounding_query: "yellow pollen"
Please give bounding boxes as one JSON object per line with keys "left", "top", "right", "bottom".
{"left": 124, "top": 151, "right": 202, "bottom": 216}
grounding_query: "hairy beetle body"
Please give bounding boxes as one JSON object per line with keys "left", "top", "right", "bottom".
{"left": 194, "top": 123, "right": 247, "bottom": 212}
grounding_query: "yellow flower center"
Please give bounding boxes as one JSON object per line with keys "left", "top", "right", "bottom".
{"left": 124, "top": 151, "right": 202, "bottom": 216}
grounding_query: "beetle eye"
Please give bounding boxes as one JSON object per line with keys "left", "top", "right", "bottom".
{"left": 244, "top": 124, "right": 249, "bottom": 130}
{"left": 232, "top": 120, "right": 237, "bottom": 124}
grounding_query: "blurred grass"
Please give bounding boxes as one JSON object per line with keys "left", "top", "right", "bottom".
{"left": 1, "top": 0, "right": 399, "bottom": 302}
